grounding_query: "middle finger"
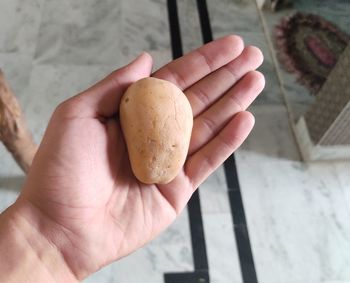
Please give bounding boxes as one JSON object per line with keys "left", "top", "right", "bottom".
{"left": 185, "top": 46, "right": 264, "bottom": 117}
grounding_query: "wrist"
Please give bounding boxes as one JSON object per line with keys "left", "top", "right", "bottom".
{"left": 0, "top": 199, "right": 78, "bottom": 283}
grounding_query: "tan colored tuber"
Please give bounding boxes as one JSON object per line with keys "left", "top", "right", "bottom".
{"left": 120, "top": 77, "right": 193, "bottom": 185}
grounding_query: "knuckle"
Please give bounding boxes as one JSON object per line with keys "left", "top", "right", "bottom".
{"left": 53, "top": 97, "right": 79, "bottom": 118}
{"left": 201, "top": 115, "right": 216, "bottom": 133}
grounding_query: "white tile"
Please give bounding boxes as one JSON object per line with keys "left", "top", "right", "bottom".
{"left": 0, "top": 143, "right": 25, "bottom": 179}
{"left": 207, "top": 0, "right": 261, "bottom": 36}
{"left": 206, "top": 0, "right": 284, "bottom": 106}
{"left": 34, "top": 0, "right": 172, "bottom": 67}
{"left": 0, "top": 189, "right": 20, "bottom": 213}
{"left": 333, "top": 161, "right": 350, "bottom": 215}
{"left": 23, "top": 64, "right": 117, "bottom": 143}
{"left": 203, "top": 213, "right": 243, "bottom": 283}
{"left": 199, "top": 166, "right": 231, "bottom": 214}
{"left": 0, "top": 53, "right": 33, "bottom": 98}
{"left": 236, "top": 105, "right": 350, "bottom": 283}
{"left": 34, "top": 0, "right": 123, "bottom": 65}
{"left": 0, "top": 0, "right": 42, "bottom": 56}
{"left": 281, "top": 68, "right": 315, "bottom": 121}
{"left": 119, "top": 0, "right": 171, "bottom": 65}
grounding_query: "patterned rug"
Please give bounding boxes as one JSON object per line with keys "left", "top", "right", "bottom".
{"left": 275, "top": 12, "right": 349, "bottom": 94}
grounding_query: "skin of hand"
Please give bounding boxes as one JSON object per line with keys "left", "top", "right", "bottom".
{"left": 0, "top": 35, "right": 264, "bottom": 281}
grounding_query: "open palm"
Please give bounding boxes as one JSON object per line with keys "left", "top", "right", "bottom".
{"left": 19, "top": 35, "right": 264, "bottom": 280}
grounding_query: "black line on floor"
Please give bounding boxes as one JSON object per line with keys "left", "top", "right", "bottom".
{"left": 224, "top": 156, "right": 259, "bottom": 283}
{"left": 164, "top": 1, "right": 209, "bottom": 282}
{"left": 188, "top": 190, "right": 209, "bottom": 271}
{"left": 196, "top": 0, "right": 212, "bottom": 44}
{"left": 196, "top": 0, "right": 259, "bottom": 282}
{"left": 164, "top": 271, "right": 209, "bottom": 283}
{"left": 167, "top": 0, "right": 183, "bottom": 59}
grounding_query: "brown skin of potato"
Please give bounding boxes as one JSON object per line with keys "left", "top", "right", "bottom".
{"left": 120, "top": 77, "right": 193, "bottom": 184}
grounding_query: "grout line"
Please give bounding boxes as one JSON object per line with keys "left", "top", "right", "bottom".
{"left": 253, "top": 0, "right": 304, "bottom": 161}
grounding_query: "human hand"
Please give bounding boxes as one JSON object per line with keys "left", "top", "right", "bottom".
{"left": 9, "top": 35, "right": 264, "bottom": 280}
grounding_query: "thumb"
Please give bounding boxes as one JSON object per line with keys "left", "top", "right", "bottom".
{"left": 72, "top": 52, "right": 153, "bottom": 118}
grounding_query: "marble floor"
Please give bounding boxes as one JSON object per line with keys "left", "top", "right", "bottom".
{"left": 0, "top": 0, "right": 350, "bottom": 283}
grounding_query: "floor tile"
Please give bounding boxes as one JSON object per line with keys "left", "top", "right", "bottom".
{"left": 0, "top": 0, "right": 42, "bottom": 56}
{"left": 207, "top": 0, "right": 284, "bottom": 106}
{"left": 207, "top": 0, "right": 261, "bottom": 36}
{"left": 203, "top": 213, "right": 243, "bottom": 283}
{"left": 0, "top": 188, "right": 20, "bottom": 213}
{"left": 120, "top": 0, "right": 171, "bottom": 66}
{"left": 199, "top": 166, "right": 231, "bottom": 214}
{"left": 0, "top": 53, "right": 33, "bottom": 98}
{"left": 236, "top": 105, "right": 350, "bottom": 283}
{"left": 34, "top": 0, "right": 123, "bottom": 65}
{"left": 22, "top": 64, "right": 117, "bottom": 142}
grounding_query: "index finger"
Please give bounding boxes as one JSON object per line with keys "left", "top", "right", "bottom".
{"left": 153, "top": 35, "right": 244, "bottom": 90}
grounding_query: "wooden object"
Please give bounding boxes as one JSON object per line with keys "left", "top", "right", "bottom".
{"left": 0, "top": 69, "right": 37, "bottom": 173}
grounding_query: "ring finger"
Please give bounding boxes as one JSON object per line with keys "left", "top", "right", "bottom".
{"left": 189, "top": 70, "right": 265, "bottom": 155}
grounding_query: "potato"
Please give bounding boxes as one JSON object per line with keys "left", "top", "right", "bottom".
{"left": 120, "top": 77, "right": 193, "bottom": 184}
